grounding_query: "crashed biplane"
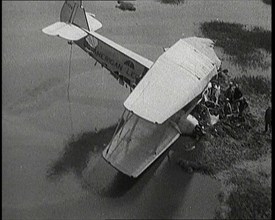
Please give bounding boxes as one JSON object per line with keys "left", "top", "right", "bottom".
{"left": 42, "top": 1, "right": 221, "bottom": 178}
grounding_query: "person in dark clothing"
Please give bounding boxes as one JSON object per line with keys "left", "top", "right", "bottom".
{"left": 232, "top": 84, "right": 243, "bottom": 114}
{"left": 238, "top": 97, "right": 248, "bottom": 117}
{"left": 233, "top": 84, "right": 243, "bottom": 101}
{"left": 225, "top": 82, "right": 234, "bottom": 103}
{"left": 265, "top": 106, "right": 272, "bottom": 132}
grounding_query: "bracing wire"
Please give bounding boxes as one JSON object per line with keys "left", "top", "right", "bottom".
{"left": 67, "top": 42, "right": 74, "bottom": 138}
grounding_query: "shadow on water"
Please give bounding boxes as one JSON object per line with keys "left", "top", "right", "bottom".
{"left": 100, "top": 172, "right": 138, "bottom": 198}
{"left": 100, "top": 147, "right": 171, "bottom": 198}
{"left": 140, "top": 172, "right": 193, "bottom": 219}
{"left": 46, "top": 124, "right": 117, "bottom": 180}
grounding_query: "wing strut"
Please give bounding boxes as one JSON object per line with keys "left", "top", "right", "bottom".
{"left": 106, "top": 109, "right": 135, "bottom": 155}
{"left": 106, "top": 109, "right": 130, "bottom": 154}
{"left": 106, "top": 109, "right": 126, "bottom": 154}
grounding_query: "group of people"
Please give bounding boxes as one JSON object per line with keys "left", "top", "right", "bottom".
{"left": 202, "top": 78, "right": 248, "bottom": 120}
{"left": 223, "top": 81, "right": 248, "bottom": 118}
{"left": 199, "top": 70, "right": 272, "bottom": 134}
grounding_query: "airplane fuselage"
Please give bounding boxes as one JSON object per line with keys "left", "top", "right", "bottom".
{"left": 74, "top": 33, "right": 150, "bottom": 88}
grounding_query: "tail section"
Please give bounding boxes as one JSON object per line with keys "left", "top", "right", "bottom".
{"left": 42, "top": 1, "right": 153, "bottom": 89}
{"left": 42, "top": 1, "right": 102, "bottom": 41}
{"left": 60, "top": 1, "right": 90, "bottom": 31}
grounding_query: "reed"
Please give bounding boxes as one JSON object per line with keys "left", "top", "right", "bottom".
{"left": 200, "top": 21, "right": 271, "bottom": 70}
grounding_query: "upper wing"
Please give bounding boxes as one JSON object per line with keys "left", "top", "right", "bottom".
{"left": 124, "top": 37, "right": 221, "bottom": 124}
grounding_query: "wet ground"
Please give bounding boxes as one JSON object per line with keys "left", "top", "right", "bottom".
{"left": 2, "top": 1, "right": 271, "bottom": 219}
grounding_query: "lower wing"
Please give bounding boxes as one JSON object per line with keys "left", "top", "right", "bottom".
{"left": 102, "top": 111, "right": 180, "bottom": 178}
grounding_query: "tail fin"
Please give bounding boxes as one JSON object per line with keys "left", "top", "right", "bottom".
{"left": 60, "top": 1, "right": 90, "bottom": 31}
{"left": 42, "top": 1, "right": 102, "bottom": 41}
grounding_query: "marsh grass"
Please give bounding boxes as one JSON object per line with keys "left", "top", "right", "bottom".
{"left": 232, "top": 75, "right": 271, "bottom": 96}
{"left": 262, "top": 0, "right": 271, "bottom": 5}
{"left": 116, "top": 1, "right": 136, "bottom": 11}
{"left": 227, "top": 173, "right": 271, "bottom": 219}
{"left": 215, "top": 168, "right": 271, "bottom": 219}
{"left": 200, "top": 21, "right": 271, "bottom": 70}
{"left": 157, "top": 0, "right": 185, "bottom": 5}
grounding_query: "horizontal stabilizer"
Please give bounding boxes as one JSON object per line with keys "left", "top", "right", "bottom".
{"left": 42, "top": 21, "right": 87, "bottom": 41}
{"left": 42, "top": 1, "right": 102, "bottom": 41}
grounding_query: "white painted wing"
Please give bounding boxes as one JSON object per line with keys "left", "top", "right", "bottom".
{"left": 42, "top": 22, "right": 87, "bottom": 41}
{"left": 102, "top": 114, "right": 180, "bottom": 178}
{"left": 124, "top": 38, "right": 220, "bottom": 124}
{"left": 184, "top": 37, "right": 221, "bottom": 69}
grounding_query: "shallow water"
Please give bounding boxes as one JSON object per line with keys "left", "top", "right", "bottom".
{"left": 2, "top": 1, "right": 271, "bottom": 219}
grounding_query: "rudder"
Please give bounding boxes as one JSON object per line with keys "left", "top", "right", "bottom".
{"left": 60, "top": 0, "right": 90, "bottom": 31}
{"left": 42, "top": 1, "right": 102, "bottom": 41}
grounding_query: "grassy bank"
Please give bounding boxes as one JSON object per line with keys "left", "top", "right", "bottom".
{"left": 178, "top": 74, "right": 271, "bottom": 219}
{"left": 181, "top": 75, "right": 271, "bottom": 172}
{"left": 200, "top": 21, "right": 271, "bottom": 71}
{"left": 198, "top": 23, "right": 271, "bottom": 219}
